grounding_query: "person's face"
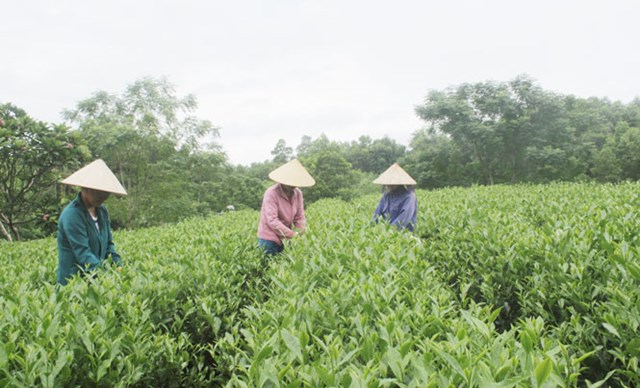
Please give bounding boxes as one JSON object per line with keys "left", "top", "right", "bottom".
{"left": 83, "top": 188, "right": 110, "bottom": 207}
{"left": 281, "top": 184, "right": 295, "bottom": 195}
{"left": 385, "top": 185, "right": 401, "bottom": 192}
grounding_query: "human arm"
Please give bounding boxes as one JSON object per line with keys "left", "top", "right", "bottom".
{"left": 105, "top": 211, "right": 122, "bottom": 267}
{"left": 292, "top": 190, "right": 306, "bottom": 235}
{"left": 373, "top": 195, "right": 387, "bottom": 223}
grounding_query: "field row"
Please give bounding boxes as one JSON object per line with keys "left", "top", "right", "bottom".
{"left": 1, "top": 182, "right": 639, "bottom": 386}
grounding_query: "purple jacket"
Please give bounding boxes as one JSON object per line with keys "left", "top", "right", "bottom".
{"left": 373, "top": 187, "right": 417, "bottom": 231}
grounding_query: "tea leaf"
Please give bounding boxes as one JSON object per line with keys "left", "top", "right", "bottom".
{"left": 535, "top": 357, "right": 553, "bottom": 387}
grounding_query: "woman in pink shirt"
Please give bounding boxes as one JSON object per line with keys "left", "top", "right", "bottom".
{"left": 257, "top": 159, "right": 315, "bottom": 255}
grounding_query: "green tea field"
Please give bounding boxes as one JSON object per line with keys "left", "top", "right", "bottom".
{"left": 1, "top": 182, "right": 639, "bottom": 387}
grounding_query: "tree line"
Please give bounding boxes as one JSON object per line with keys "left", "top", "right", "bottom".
{"left": 1, "top": 75, "right": 639, "bottom": 241}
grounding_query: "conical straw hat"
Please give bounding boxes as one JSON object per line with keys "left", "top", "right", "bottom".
{"left": 61, "top": 159, "right": 128, "bottom": 195}
{"left": 268, "top": 159, "right": 315, "bottom": 187}
{"left": 373, "top": 163, "right": 417, "bottom": 185}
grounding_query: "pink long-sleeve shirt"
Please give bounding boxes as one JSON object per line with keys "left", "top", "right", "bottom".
{"left": 257, "top": 184, "right": 306, "bottom": 246}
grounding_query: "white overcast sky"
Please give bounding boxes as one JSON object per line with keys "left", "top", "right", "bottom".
{"left": 2, "top": 0, "right": 639, "bottom": 165}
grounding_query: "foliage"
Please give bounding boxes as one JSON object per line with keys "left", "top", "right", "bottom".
{"left": 412, "top": 75, "right": 640, "bottom": 188}
{"left": 0, "top": 103, "right": 90, "bottom": 241}
{"left": 5, "top": 74, "right": 640, "bottom": 239}
{"left": 343, "top": 135, "right": 406, "bottom": 174}
{"left": 402, "top": 132, "right": 471, "bottom": 188}
{"left": 296, "top": 136, "right": 378, "bottom": 202}
{"left": 1, "top": 182, "right": 638, "bottom": 386}
{"left": 301, "top": 149, "right": 357, "bottom": 202}
{"left": 62, "top": 77, "right": 229, "bottom": 228}
{"left": 0, "top": 210, "right": 268, "bottom": 386}
{"left": 270, "top": 139, "right": 293, "bottom": 164}
{"left": 63, "top": 77, "right": 219, "bottom": 152}
{"left": 416, "top": 182, "right": 640, "bottom": 385}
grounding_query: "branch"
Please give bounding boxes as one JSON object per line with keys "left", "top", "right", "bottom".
{"left": 0, "top": 219, "right": 12, "bottom": 242}
{"left": 10, "top": 218, "right": 37, "bottom": 226}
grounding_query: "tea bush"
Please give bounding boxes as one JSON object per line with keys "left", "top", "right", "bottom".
{"left": 1, "top": 182, "right": 638, "bottom": 386}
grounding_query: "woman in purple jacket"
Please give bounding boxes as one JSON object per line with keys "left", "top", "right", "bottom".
{"left": 372, "top": 163, "right": 418, "bottom": 231}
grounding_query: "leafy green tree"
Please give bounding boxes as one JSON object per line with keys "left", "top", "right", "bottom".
{"left": 271, "top": 139, "right": 293, "bottom": 164}
{"left": 414, "top": 75, "right": 609, "bottom": 185}
{"left": 510, "top": 81, "right": 575, "bottom": 182}
{"left": 302, "top": 149, "right": 357, "bottom": 203}
{"left": 416, "top": 81, "right": 506, "bottom": 184}
{"left": 623, "top": 98, "right": 640, "bottom": 127}
{"left": 295, "top": 134, "right": 334, "bottom": 159}
{"left": 65, "top": 77, "right": 219, "bottom": 151}
{"left": 617, "top": 126, "right": 640, "bottom": 180}
{"left": 402, "top": 132, "right": 471, "bottom": 188}
{"left": 63, "top": 77, "right": 223, "bottom": 228}
{"left": 295, "top": 135, "right": 313, "bottom": 157}
{"left": 344, "top": 135, "right": 406, "bottom": 174}
{"left": 592, "top": 143, "right": 622, "bottom": 182}
{"left": 525, "top": 146, "right": 575, "bottom": 182}
{"left": 290, "top": 134, "right": 367, "bottom": 202}
{"left": 560, "top": 96, "right": 640, "bottom": 181}
{"left": 587, "top": 121, "right": 633, "bottom": 182}
{"left": 217, "top": 165, "right": 266, "bottom": 211}
{"left": 0, "top": 103, "right": 90, "bottom": 241}
{"left": 245, "top": 160, "right": 278, "bottom": 182}
{"left": 344, "top": 135, "right": 373, "bottom": 171}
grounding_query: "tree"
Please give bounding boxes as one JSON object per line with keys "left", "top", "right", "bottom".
{"left": 302, "top": 150, "right": 358, "bottom": 203}
{"left": 295, "top": 134, "right": 333, "bottom": 158}
{"left": 270, "top": 139, "right": 293, "bottom": 164}
{"left": 63, "top": 77, "right": 224, "bottom": 228}
{"left": 0, "top": 103, "right": 89, "bottom": 241}
{"left": 560, "top": 96, "right": 640, "bottom": 181}
{"left": 402, "top": 131, "right": 471, "bottom": 188}
{"left": 292, "top": 135, "right": 369, "bottom": 202}
{"left": 344, "top": 136, "right": 406, "bottom": 173}
{"left": 416, "top": 82, "right": 505, "bottom": 184}
{"left": 592, "top": 143, "right": 622, "bottom": 182}
{"left": 415, "top": 75, "right": 575, "bottom": 184}
{"left": 344, "top": 135, "right": 373, "bottom": 172}
{"left": 216, "top": 165, "right": 266, "bottom": 211}
{"left": 617, "top": 125, "right": 640, "bottom": 180}
{"left": 295, "top": 135, "right": 313, "bottom": 157}
{"left": 65, "top": 77, "right": 220, "bottom": 152}
{"left": 591, "top": 121, "right": 640, "bottom": 182}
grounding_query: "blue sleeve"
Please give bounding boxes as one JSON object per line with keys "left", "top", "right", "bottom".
{"left": 61, "top": 211, "right": 102, "bottom": 271}
{"left": 373, "top": 195, "right": 387, "bottom": 223}
{"left": 391, "top": 193, "right": 417, "bottom": 231}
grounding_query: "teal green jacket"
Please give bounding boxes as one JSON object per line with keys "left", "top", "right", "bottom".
{"left": 56, "top": 192, "right": 122, "bottom": 285}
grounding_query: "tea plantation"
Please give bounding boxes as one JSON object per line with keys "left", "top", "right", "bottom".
{"left": 1, "top": 182, "right": 638, "bottom": 386}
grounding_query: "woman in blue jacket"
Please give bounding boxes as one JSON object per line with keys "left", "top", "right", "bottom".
{"left": 57, "top": 159, "right": 127, "bottom": 285}
{"left": 372, "top": 163, "right": 418, "bottom": 231}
